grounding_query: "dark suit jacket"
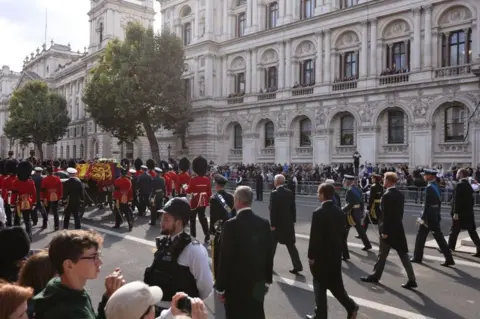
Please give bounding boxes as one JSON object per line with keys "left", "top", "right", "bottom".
{"left": 209, "top": 190, "right": 236, "bottom": 226}
{"left": 216, "top": 209, "right": 273, "bottom": 319}
{"left": 379, "top": 187, "right": 408, "bottom": 253}
{"left": 308, "top": 201, "right": 345, "bottom": 281}
{"left": 62, "top": 177, "right": 85, "bottom": 206}
{"left": 269, "top": 185, "right": 296, "bottom": 245}
{"left": 421, "top": 182, "right": 442, "bottom": 230}
{"left": 451, "top": 179, "right": 476, "bottom": 229}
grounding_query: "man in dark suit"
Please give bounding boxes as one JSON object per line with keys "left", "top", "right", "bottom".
{"left": 448, "top": 168, "right": 480, "bottom": 257}
{"left": 325, "top": 178, "right": 349, "bottom": 261}
{"left": 216, "top": 186, "right": 273, "bottom": 319}
{"left": 306, "top": 183, "right": 359, "bottom": 319}
{"left": 412, "top": 169, "right": 455, "bottom": 266}
{"left": 360, "top": 172, "right": 417, "bottom": 289}
{"left": 270, "top": 174, "right": 303, "bottom": 274}
{"left": 62, "top": 167, "right": 85, "bottom": 230}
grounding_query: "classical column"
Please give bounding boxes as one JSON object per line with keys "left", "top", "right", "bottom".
{"left": 360, "top": 21, "right": 368, "bottom": 78}
{"left": 257, "top": 66, "right": 264, "bottom": 91}
{"left": 194, "top": 57, "right": 200, "bottom": 97}
{"left": 175, "top": 20, "right": 182, "bottom": 36}
{"left": 369, "top": 18, "right": 377, "bottom": 77}
{"left": 424, "top": 5, "right": 432, "bottom": 68}
{"left": 205, "top": 55, "right": 214, "bottom": 96}
{"left": 278, "top": 41, "right": 285, "bottom": 89}
{"left": 315, "top": 32, "right": 323, "bottom": 84}
{"left": 431, "top": 28, "right": 439, "bottom": 68}
{"left": 195, "top": 1, "right": 201, "bottom": 41}
{"left": 251, "top": 49, "right": 258, "bottom": 92}
{"left": 285, "top": 40, "right": 292, "bottom": 87}
{"left": 215, "top": 57, "right": 222, "bottom": 96}
{"left": 227, "top": 13, "right": 233, "bottom": 38}
{"left": 412, "top": 8, "right": 421, "bottom": 70}
{"left": 223, "top": 2, "right": 230, "bottom": 39}
{"left": 246, "top": 50, "right": 252, "bottom": 93}
{"left": 285, "top": 0, "right": 293, "bottom": 23}
{"left": 251, "top": 0, "right": 258, "bottom": 32}
{"left": 246, "top": 0, "right": 253, "bottom": 30}
{"left": 222, "top": 56, "right": 228, "bottom": 96}
{"left": 324, "top": 30, "right": 331, "bottom": 83}
{"left": 278, "top": 0, "right": 285, "bottom": 24}
{"left": 205, "top": 0, "right": 213, "bottom": 38}
{"left": 228, "top": 72, "right": 234, "bottom": 94}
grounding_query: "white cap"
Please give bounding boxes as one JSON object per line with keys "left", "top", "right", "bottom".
{"left": 141, "top": 165, "right": 148, "bottom": 170}
{"left": 105, "top": 281, "right": 163, "bottom": 319}
{"left": 34, "top": 167, "right": 43, "bottom": 172}
{"left": 66, "top": 167, "right": 77, "bottom": 174}
{"left": 325, "top": 179, "right": 335, "bottom": 184}
{"left": 31, "top": 170, "right": 35, "bottom": 175}
{"left": 154, "top": 167, "right": 162, "bottom": 173}
{"left": 129, "top": 168, "right": 136, "bottom": 174}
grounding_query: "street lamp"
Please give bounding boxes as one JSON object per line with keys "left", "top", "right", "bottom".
{"left": 167, "top": 144, "right": 171, "bottom": 158}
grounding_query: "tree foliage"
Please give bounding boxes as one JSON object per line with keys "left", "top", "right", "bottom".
{"left": 4, "top": 80, "right": 70, "bottom": 160}
{"left": 83, "top": 22, "right": 191, "bottom": 164}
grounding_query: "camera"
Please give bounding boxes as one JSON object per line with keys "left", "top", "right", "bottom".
{"left": 176, "top": 296, "right": 192, "bottom": 315}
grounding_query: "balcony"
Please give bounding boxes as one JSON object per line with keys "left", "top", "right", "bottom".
{"left": 382, "top": 144, "right": 408, "bottom": 153}
{"left": 228, "top": 148, "right": 242, "bottom": 162}
{"left": 292, "top": 87, "right": 314, "bottom": 96}
{"left": 227, "top": 95, "right": 244, "bottom": 105}
{"left": 332, "top": 79, "right": 358, "bottom": 91}
{"left": 257, "top": 92, "right": 277, "bottom": 101}
{"left": 260, "top": 148, "right": 275, "bottom": 156}
{"left": 335, "top": 145, "right": 356, "bottom": 154}
{"left": 434, "top": 64, "right": 471, "bottom": 78}
{"left": 379, "top": 72, "right": 410, "bottom": 86}
{"left": 295, "top": 147, "right": 313, "bottom": 155}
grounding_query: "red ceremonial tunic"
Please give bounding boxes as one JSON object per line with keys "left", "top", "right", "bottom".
{"left": 41, "top": 175, "right": 63, "bottom": 202}
{"left": 114, "top": 176, "right": 133, "bottom": 204}
{"left": 11, "top": 179, "right": 37, "bottom": 211}
{"left": 2, "top": 175, "right": 17, "bottom": 205}
{"left": 186, "top": 176, "right": 211, "bottom": 209}
{"left": 148, "top": 170, "right": 157, "bottom": 178}
{"left": 166, "top": 171, "right": 178, "bottom": 196}
{"left": 176, "top": 172, "right": 191, "bottom": 195}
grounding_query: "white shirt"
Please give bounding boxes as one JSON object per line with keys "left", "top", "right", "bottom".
{"left": 158, "top": 232, "right": 214, "bottom": 317}
{"left": 236, "top": 207, "right": 252, "bottom": 214}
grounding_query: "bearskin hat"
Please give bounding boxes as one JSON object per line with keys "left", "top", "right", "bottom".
{"left": 30, "top": 150, "right": 35, "bottom": 156}
{"left": 68, "top": 160, "right": 76, "bottom": 168}
{"left": 146, "top": 159, "right": 155, "bottom": 170}
{"left": 5, "top": 158, "right": 18, "bottom": 175}
{"left": 192, "top": 156, "right": 208, "bottom": 176}
{"left": 160, "top": 160, "right": 169, "bottom": 172}
{"left": 17, "top": 161, "right": 33, "bottom": 182}
{"left": 121, "top": 158, "right": 130, "bottom": 168}
{"left": 134, "top": 158, "right": 143, "bottom": 170}
{"left": 179, "top": 157, "right": 190, "bottom": 172}
{"left": 0, "top": 159, "right": 5, "bottom": 175}
{"left": 53, "top": 160, "right": 60, "bottom": 168}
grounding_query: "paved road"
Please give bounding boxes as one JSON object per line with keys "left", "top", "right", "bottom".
{"left": 29, "top": 198, "right": 480, "bottom": 319}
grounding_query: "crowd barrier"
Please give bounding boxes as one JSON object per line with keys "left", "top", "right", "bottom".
{"left": 218, "top": 178, "right": 480, "bottom": 207}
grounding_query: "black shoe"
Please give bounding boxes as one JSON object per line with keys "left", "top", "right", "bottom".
{"left": 362, "top": 246, "right": 372, "bottom": 251}
{"left": 289, "top": 268, "right": 303, "bottom": 275}
{"left": 348, "top": 304, "right": 359, "bottom": 319}
{"left": 401, "top": 280, "right": 418, "bottom": 289}
{"left": 472, "top": 252, "right": 480, "bottom": 258}
{"left": 112, "top": 225, "right": 120, "bottom": 229}
{"left": 128, "top": 222, "right": 133, "bottom": 231}
{"left": 148, "top": 222, "right": 155, "bottom": 226}
{"left": 355, "top": 235, "right": 360, "bottom": 239}
{"left": 441, "top": 260, "right": 455, "bottom": 267}
{"left": 343, "top": 256, "right": 350, "bottom": 261}
{"left": 305, "top": 315, "right": 315, "bottom": 319}
{"left": 32, "top": 222, "right": 38, "bottom": 227}
{"left": 54, "top": 226, "right": 59, "bottom": 231}
{"left": 41, "top": 224, "right": 47, "bottom": 230}
{"left": 410, "top": 258, "right": 422, "bottom": 264}
{"left": 360, "top": 276, "right": 379, "bottom": 283}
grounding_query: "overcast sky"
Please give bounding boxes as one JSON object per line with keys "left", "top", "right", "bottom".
{"left": 0, "top": 0, "right": 162, "bottom": 72}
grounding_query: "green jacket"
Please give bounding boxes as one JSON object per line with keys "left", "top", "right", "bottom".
{"left": 32, "top": 277, "right": 107, "bottom": 319}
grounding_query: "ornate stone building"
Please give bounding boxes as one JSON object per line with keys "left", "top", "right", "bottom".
{"left": 161, "top": 0, "right": 480, "bottom": 167}
{"left": 0, "top": 65, "right": 21, "bottom": 156}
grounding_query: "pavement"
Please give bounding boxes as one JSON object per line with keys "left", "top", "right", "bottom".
{"left": 29, "top": 196, "right": 480, "bottom": 319}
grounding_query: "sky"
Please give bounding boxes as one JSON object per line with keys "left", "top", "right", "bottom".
{"left": 0, "top": 0, "right": 162, "bottom": 72}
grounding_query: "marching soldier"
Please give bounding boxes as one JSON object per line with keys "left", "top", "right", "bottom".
{"left": 132, "top": 158, "right": 144, "bottom": 211}
{"left": 62, "top": 167, "right": 85, "bottom": 230}
{"left": 53, "top": 160, "right": 61, "bottom": 172}
{"left": 166, "top": 165, "right": 178, "bottom": 198}
{"left": 11, "top": 161, "right": 37, "bottom": 241}
{"left": 27, "top": 150, "right": 37, "bottom": 164}
{"left": 113, "top": 167, "right": 134, "bottom": 231}
{"left": 3, "top": 158, "right": 19, "bottom": 227}
{"left": 149, "top": 167, "right": 166, "bottom": 226}
{"left": 146, "top": 159, "right": 157, "bottom": 178}
{"left": 31, "top": 167, "right": 48, "bottom": 229}
{"left": 342, "top": 175, "right": 372, "bottom": 251}
{"left": 41, "top": 166, "right": 63, "bottom": 231}
{"left": 411, "top": 169, "right": 455, "bottom": 267}
{"left": 364, "top": 173, "right": 383, "bottom": 231}
{"left": 176, "top": 157, "right": 191, "bottom": 198}
{"left": 137, "top": 165, "right": 153, "bottom": 216}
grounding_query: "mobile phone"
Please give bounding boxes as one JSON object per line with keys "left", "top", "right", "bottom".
{"left": 176, "top": 296, "right": 192, "bottom": 315}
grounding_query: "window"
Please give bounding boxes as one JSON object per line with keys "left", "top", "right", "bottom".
{"left": 184, "top": 79, "right": 191, "bottom": 100}
{"left": 234, "top": 124, "right": 242, "bottom": 149}
{"left": 389, "top": 42, "right": 408, "bottom": 70}
{"left": 300, "top": 59, "right": 315, "bottom": 85}
{"left": 444, "top": 106, "right": 465, "bottom": 142}
{"left": 126, "top": 142, "right": 134, "bottom": 159}
{"left": 80, "top": 144, "right": 84, "bottom": 159}
{"left": 199, "top": 76, "right": 205, "bottom": 97}
{"left": 265, "top": 121, "right": 275, "bottom": 147}
{"left": 237, "top": 13, "right": 246, "bottom": 37}
{"left": 343, "top": 52, "right": 357, "bottom": 78}
{"left": 235, "top": 72, "right": 245, "bottom": 93}
{"left": 180, "top": 6, "right": 192, "bottom": 17}
{"left": 73, "top": 145, "right": 77, "bottom": 158}
{"left": 300, "top": 118, "right": 312, "bottom": 146}
{"left": 340, "top": 115, "right": 354, "bottom": 145}
{"left": 236, "top": 0, "right": 246, "bottom": 6}
{"left": 99, "top": 22, "right": 104, "bottom": 43}
{"left": 388, "top": 111, "right": 405, "bottom": 144}
{"left": 183, "top": 22, "right": 192, "bottom": 46}
{"left": 66, "top": 145, "right": 70, "bottom": 159}
{"left": 60, "top": 146, "right": 64, "bottom": 158}
{"left": 268, "top": 2, "right": 279, "bottom": 29}
{"left": 265, "top": 67, "right": 278, "bottom": 89}
{"left": 340, "top": 0, "right": 358, "bottom": 9}
{"left": 300, "top": 0, "right": 315, "bottom": 19}
{"left": 442, "top": 29, "right": 472, "bottom": 67}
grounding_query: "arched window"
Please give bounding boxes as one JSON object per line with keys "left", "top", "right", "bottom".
{"left": 442, "top": 29, "right": 472, "bottom": 67}
{"left": 300, "top": 59, "right": 315, "bottom": 85}
{"left": 180, "top": 6, "right": 192, "bottom": 18}
{"left": 233, "top": 124, "right": 243, "bottom": 149}
{"left": 388, "top": 110, "right": 405, "bottom": 144}
{"left": 265, "top": 121, "right": 275, "bottom": 147}
{"left": 300, "top": 0, "right": 315, "bottom": 19}
{"left": 265, "top": 67, "right": 278, "bottom": 90}
{"left": 299, "top": 118, "right": 312, "bottom": 146}
{"left": 444, "top": 105, "right": 465, "bottom": 142}
{"left": 340, "top": 115, "right": 354, "bottom": 145}
{"left": 98, "top": 22, "right": 104, "bottom": 44}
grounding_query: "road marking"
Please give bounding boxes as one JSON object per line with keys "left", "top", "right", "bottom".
{"left": 83, "top": 222, "right": 435, "bottom": 319}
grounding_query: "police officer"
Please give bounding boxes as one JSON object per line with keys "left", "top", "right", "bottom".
{"left": 143, "top": 198, "right": 213, "bottom": 316}
{"left": 364, "top": 173, "right": 383, "bottom": 231}
{"left": 149, "top": 167, "right": 166, "bottom": 226}
{"left": 62, "top": 167, "right": 85, "bottom": 230}
{"left": 411, "top": 169, "right": 455, "bottom": 267}
{"left": 342, "top": 175, "right": 372, "bottom": 251}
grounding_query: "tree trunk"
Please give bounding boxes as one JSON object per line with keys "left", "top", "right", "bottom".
{"left": 35, "top": 142, "right": 44, "bottom": 162}
{"left": 143, "top": 120, "right": 161, "bottom": 165}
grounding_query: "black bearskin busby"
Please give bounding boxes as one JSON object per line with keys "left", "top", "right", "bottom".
{"left": 68, "top": 160, "right": 76, "bottom": 168}
{"left": 17, "top": 161, "right": 33, "bottom": 182}
{"left": 5, "top": 158, "right": 18, "bottom": 175}
{"left": 30, "top": 150, "right": 35, "bottom": 157}
{"left": 192, "top": 156, "right": 208, "bottom": 176}
{"left": 146, "top": 159, "right": 155, "bottom": 170}
{"left": 120, "top": 166, "right": 128, "bottom": 176}
{"left": 178, "top": 157, "right": 190, "bottom": 173}
{"left": 0, "top": 159, "right": 5, "bottom": 175}
{"left": 160, "top": 160, "right": 169, "bottom": 172}
{"left": 134, "top": 158, "right": 143, "bottom": 170}
{"left": 53, "top": 160, "right": 60, "bottom": 169}
{"left": 121, "top": 158, "right": 130, "bottom": 168}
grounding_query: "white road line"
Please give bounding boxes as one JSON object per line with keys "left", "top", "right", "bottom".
{"left": 82, "top": 222, "right": 434, "bottom": 319}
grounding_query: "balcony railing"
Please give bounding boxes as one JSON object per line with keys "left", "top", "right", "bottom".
{"left": 435, "top": 64, "right": 471, "bottom": 78}
{"left": 260, "top": 148, "right": 275, "bottom": 156}
{"left": 257, "top": 92, "right": 277, "bottom": 101}
{"left": 379, "top": 73, "right": 410, "bottom": 85}
{"left": 295, "top": 147, "right": 313, "bottom": 155}
{"left": 332, "top": 79, "right": 358, "bottom": 91}
{"left": 292, "top": 87, "right": 314, "bottom": 96}
{"left": 227, "top": 96, "right": 244, "bottom": 105}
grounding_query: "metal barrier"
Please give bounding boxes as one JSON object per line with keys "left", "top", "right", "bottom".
{"left": 218, "top": 178, "right": 480, "bottom": 207}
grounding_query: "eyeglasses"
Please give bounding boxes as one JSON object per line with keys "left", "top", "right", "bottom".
{"left": 79, "top": 253, "right": 102, "bottom": 262}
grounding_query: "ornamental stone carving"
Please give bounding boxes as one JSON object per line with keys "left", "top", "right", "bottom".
{"left": 440, "top": 6, "right": 472, "bottom": 25}
{"left": 276, "top": 131, "right": 293, "bottom": 138}
{"left": 183, "top": 63, "right": 191, "bottom": 73}
{"left": 358, "top": 104, "right": 374, "bottom": 123}
{"left": 384, "top": 20, "right": 410, "bottom": 38}
{"left": 217, "top": 118, "right": 228, "bottom": 134}
{"left": 121, "top": 15, "right": 137, "bottom": 27}
{"left": 295, "top": 40, "right": 315, "bottom": 57}
{"left": 277, "top": 112, "right": 287, "bottom": 129}
{"left": 261, "top": 49, "right": 279, "bottom": 64}
{"left": 315, "top": 108, "right": 328, "bottom": 127}
{"left": 231, "top": 56, "right": 246, "bottom": 70}
{"left": 336, "top": 31, "right": 359, "bottom": 48}
{"left": 243, "top": 133, "right": 259, "bottom": 139}
{"left": 439, "top": 142, "right": 469, "bottom": 153}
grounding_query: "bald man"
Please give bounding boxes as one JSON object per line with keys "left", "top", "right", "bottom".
{"left": 270, "top": 174, "right": 303, "bottom": 274}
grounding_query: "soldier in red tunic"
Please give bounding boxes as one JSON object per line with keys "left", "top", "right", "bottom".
{"left": 53, "top": 160, "right": 61, "bottom": 172}
{"left": 41, "top": 166, "right": 63, "bottom": 230}
{"left": 165, "top": 164, "right": 178, "bottom": 198}
{"left": 2, "top": 159, "right": 19, "bottom": 227}
{"left": 176, "top": 157, "right": 191, "bottom": 198}
{"left": 11, "top": 161, "right": 36, "bottom": 241}
{"left": 186, "top": 155, "right": 211, "bottom": 243}
{"left": 113, "top": 167, "right": 134, "bottom": 231}
{"left": 146, "top": 159, "right": 157, "bottom": 178}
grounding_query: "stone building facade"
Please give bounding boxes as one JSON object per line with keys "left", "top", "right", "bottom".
{"left": 161, "top": 0, "right": 480, "bottom": 168}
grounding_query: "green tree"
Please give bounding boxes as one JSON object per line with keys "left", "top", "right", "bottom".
{"left": 83, "top": 22, "right": 191, "bottom": 164}
{"left": 4, "top": 80, "right": 70, "bottom": 160}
